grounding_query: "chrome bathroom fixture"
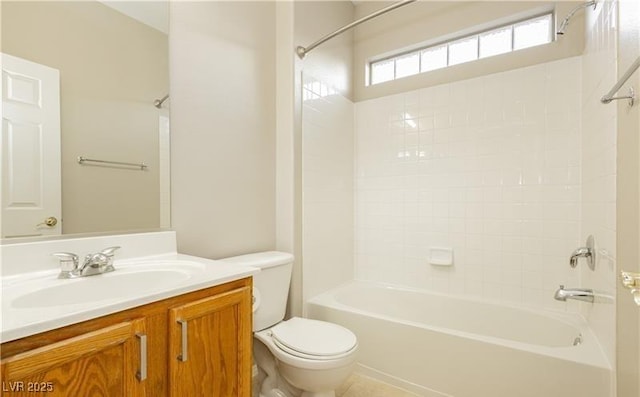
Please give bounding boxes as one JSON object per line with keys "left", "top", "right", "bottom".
{"left": 154, "top": 94, "right": 169, "bottom": 108}
{"left": 53, "top": 246, "right": 120, "bottom": 278}
{"left": 78, "top": 156, "right": 147, "bottom": 170}
{"left": 569, "top": 235, "right": 596, "bottom": 270}
{"left": 601, "top": 56, "right": 639, "bottom": 106}
{"left": 556, "top": 0, "right": 597, "bottom": 36}
{"left": 296, "top": 0, "right": 416, "bottom": 59}
{"left": 554, "top": 285, "right": 595, "bottom": 303}
{"left": 572, "top": 334, "right": 583, "bottom": 346}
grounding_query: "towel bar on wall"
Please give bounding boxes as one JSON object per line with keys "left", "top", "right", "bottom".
{"left": 77, "top": 156, "right": 147, "bottom": 170}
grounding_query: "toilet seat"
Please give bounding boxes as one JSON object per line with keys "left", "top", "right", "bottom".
{"left": 269, "top": 317, "right": 357, "bottom": 360}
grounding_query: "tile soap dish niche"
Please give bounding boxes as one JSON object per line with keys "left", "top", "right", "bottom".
{"left": 429, "top": 247, "right": 453, "bottom": 266}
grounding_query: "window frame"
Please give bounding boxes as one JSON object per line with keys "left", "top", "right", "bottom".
{"left": 368, "top": 11, "right": 555, "bottom": 86}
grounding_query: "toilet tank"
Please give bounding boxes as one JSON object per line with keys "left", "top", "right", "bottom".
{"left": 219, "top": 251, "right": 293, "bottom": 331}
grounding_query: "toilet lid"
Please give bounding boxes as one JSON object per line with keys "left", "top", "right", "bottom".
{"left": 270, "top": 317, "right": 357, "bottom": 358}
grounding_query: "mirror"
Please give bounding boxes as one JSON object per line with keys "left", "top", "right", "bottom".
{"left": 1, "top": 1, "right": 169, "bottom": 239}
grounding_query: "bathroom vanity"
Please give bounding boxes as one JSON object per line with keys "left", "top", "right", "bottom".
{"left": 1, "top": 277, "right": 252, "bottom": 396}
{"left": 0, "top": 232, "right": 256, "bottom": 396}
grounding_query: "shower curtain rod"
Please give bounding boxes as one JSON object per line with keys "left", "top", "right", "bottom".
{"left": 601, "top": 56, "right": 639, "bottom": 106}
{"left": 296, "top": 0, "right": 417, "bottom": 59}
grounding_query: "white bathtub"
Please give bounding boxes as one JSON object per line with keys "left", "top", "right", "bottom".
{"left": 307, "top": 281, "right": 612, "bottom": 397}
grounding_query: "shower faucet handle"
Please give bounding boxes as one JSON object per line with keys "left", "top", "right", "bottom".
{"left": 569, "top": 235, "right": 596, "bottom": 270}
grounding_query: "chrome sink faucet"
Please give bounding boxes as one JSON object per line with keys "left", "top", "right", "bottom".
{"left": 554, "top": 285, "right": 595, "bottom": 303}
{"left": 53, "top": 246, "right": 120, "bottom": 279}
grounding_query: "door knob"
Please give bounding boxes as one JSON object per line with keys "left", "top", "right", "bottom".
{"left": 621, "top": 271, "right": 640, "bottom": 307}
{"left": 37, "top": 216, "right": 58, "bottom": 227}
{"left": 621, "top": 271, "right": 640, "bottom": 289}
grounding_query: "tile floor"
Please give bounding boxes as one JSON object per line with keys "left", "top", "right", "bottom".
{"left": 336, "top": 374, "right": 420, "bottom": 397}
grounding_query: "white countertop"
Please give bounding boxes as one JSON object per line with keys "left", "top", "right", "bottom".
{"left": 1, "top": 253, "right": 259, "bottom": 343}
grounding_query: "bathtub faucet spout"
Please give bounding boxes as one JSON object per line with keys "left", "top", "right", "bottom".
{"left": 554, "top": 285, "right": 594, "bottom": 303}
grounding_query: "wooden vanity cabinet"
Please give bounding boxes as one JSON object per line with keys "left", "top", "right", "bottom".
{"left": 0, "top": 277, "right": 252, "bottom": 397}
{"left": 168, "top": 285, "right": 252, "bottom": 396}
{"left": 1, "top": 319, "right": 146, "bottom": 397}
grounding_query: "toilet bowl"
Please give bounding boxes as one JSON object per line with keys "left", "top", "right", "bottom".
{"left": 255, "top": 317, "right": 358, "bottom": 396}
{"left": 219, "top": 252, "right": 358, "bottom": 397}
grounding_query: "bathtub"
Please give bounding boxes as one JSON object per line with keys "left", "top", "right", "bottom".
{"left": 307, "top": 281, "right": 612, "bottom": 397}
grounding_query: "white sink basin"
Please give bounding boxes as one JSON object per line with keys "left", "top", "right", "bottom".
{"left": 9, "top": 260, "right": 205, "bottom": 309}
{"left": 0, "top": 232, "right": 261, "bottom": 344}
{"left": 12, "top": 269, "right": 191, "bottom": 308}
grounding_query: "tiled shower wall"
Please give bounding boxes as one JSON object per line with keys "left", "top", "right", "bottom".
{"left": 302, "top": 74, "right": 355, "bottom": 304}
{"left": 355, "top": 57, "right": 582, "bottom": 310}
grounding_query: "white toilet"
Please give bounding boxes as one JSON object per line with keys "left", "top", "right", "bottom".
{"left": 220, "top": 251, "right": 358, "bottom": 397}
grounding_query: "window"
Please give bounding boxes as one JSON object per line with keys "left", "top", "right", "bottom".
{"left": 513, "top": 14, "right": 552, "bottom": 50}
{"left": 395, "top": 53, "right": 420, "bottom": 78}
{"left": 448, "top": 36, "right": 478, "bottom": 66}
{"left": 479, "top": 26, "right": 512, "bottom": 58}
{"left": 370, "top": 59, "right": 394, "bottom": 85}
{"left": 369, "top": 13, "right": 553, "bottom": 85}
{"left": 421, "top": 45, "right": 447, "bottom": 72}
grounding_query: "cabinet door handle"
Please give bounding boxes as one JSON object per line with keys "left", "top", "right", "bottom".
{"left": 136, "top": 333, "right": 147, "bottom": 381}
{"left": 177, "top": 320, "right": 188, "bottom": 362}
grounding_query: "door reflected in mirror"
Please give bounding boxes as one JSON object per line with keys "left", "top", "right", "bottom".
{"left": 1, "top": 1, "right": 169, "bottom": 239}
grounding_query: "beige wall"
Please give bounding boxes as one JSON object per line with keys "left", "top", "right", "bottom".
{"left": 275, "top": 2, "right": 299, "bottom": 317}
{"left": 616, "top": 0, "right": 640, "bottom": 394}
{"left": 2, "top": 1, "right": 167, "bottom": 234}
{"left": 353, "top": 1, "right": 585, "bottom": 101}
{"left": 169, "top": 1, "right": 276, "bottom": 259}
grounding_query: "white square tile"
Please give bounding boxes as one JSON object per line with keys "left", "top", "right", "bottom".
{"left": 354, "top": 57, "right": 592, "bottom": 312}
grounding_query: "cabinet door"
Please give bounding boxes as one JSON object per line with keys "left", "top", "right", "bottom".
{"left": 1, "top": 319, "right": 146, "bottom": 397}
{"left": 168, "top": 286, "right": 252, "bottom": 397}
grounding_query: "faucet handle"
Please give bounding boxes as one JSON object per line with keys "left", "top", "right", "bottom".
{"left": 96, "top": 246, "right": 120, "bottom": 273}
{"left": 52, "top": 252, "right": 79, "bottom": 277}
{"left": 569, "top": 235, "right": 596, "bottom": 270}
{"left": 52, "top": 252, "right": 79, "bottom": 266}
{"left": 100, "top": 246, "right": 121, "bottom": 257}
